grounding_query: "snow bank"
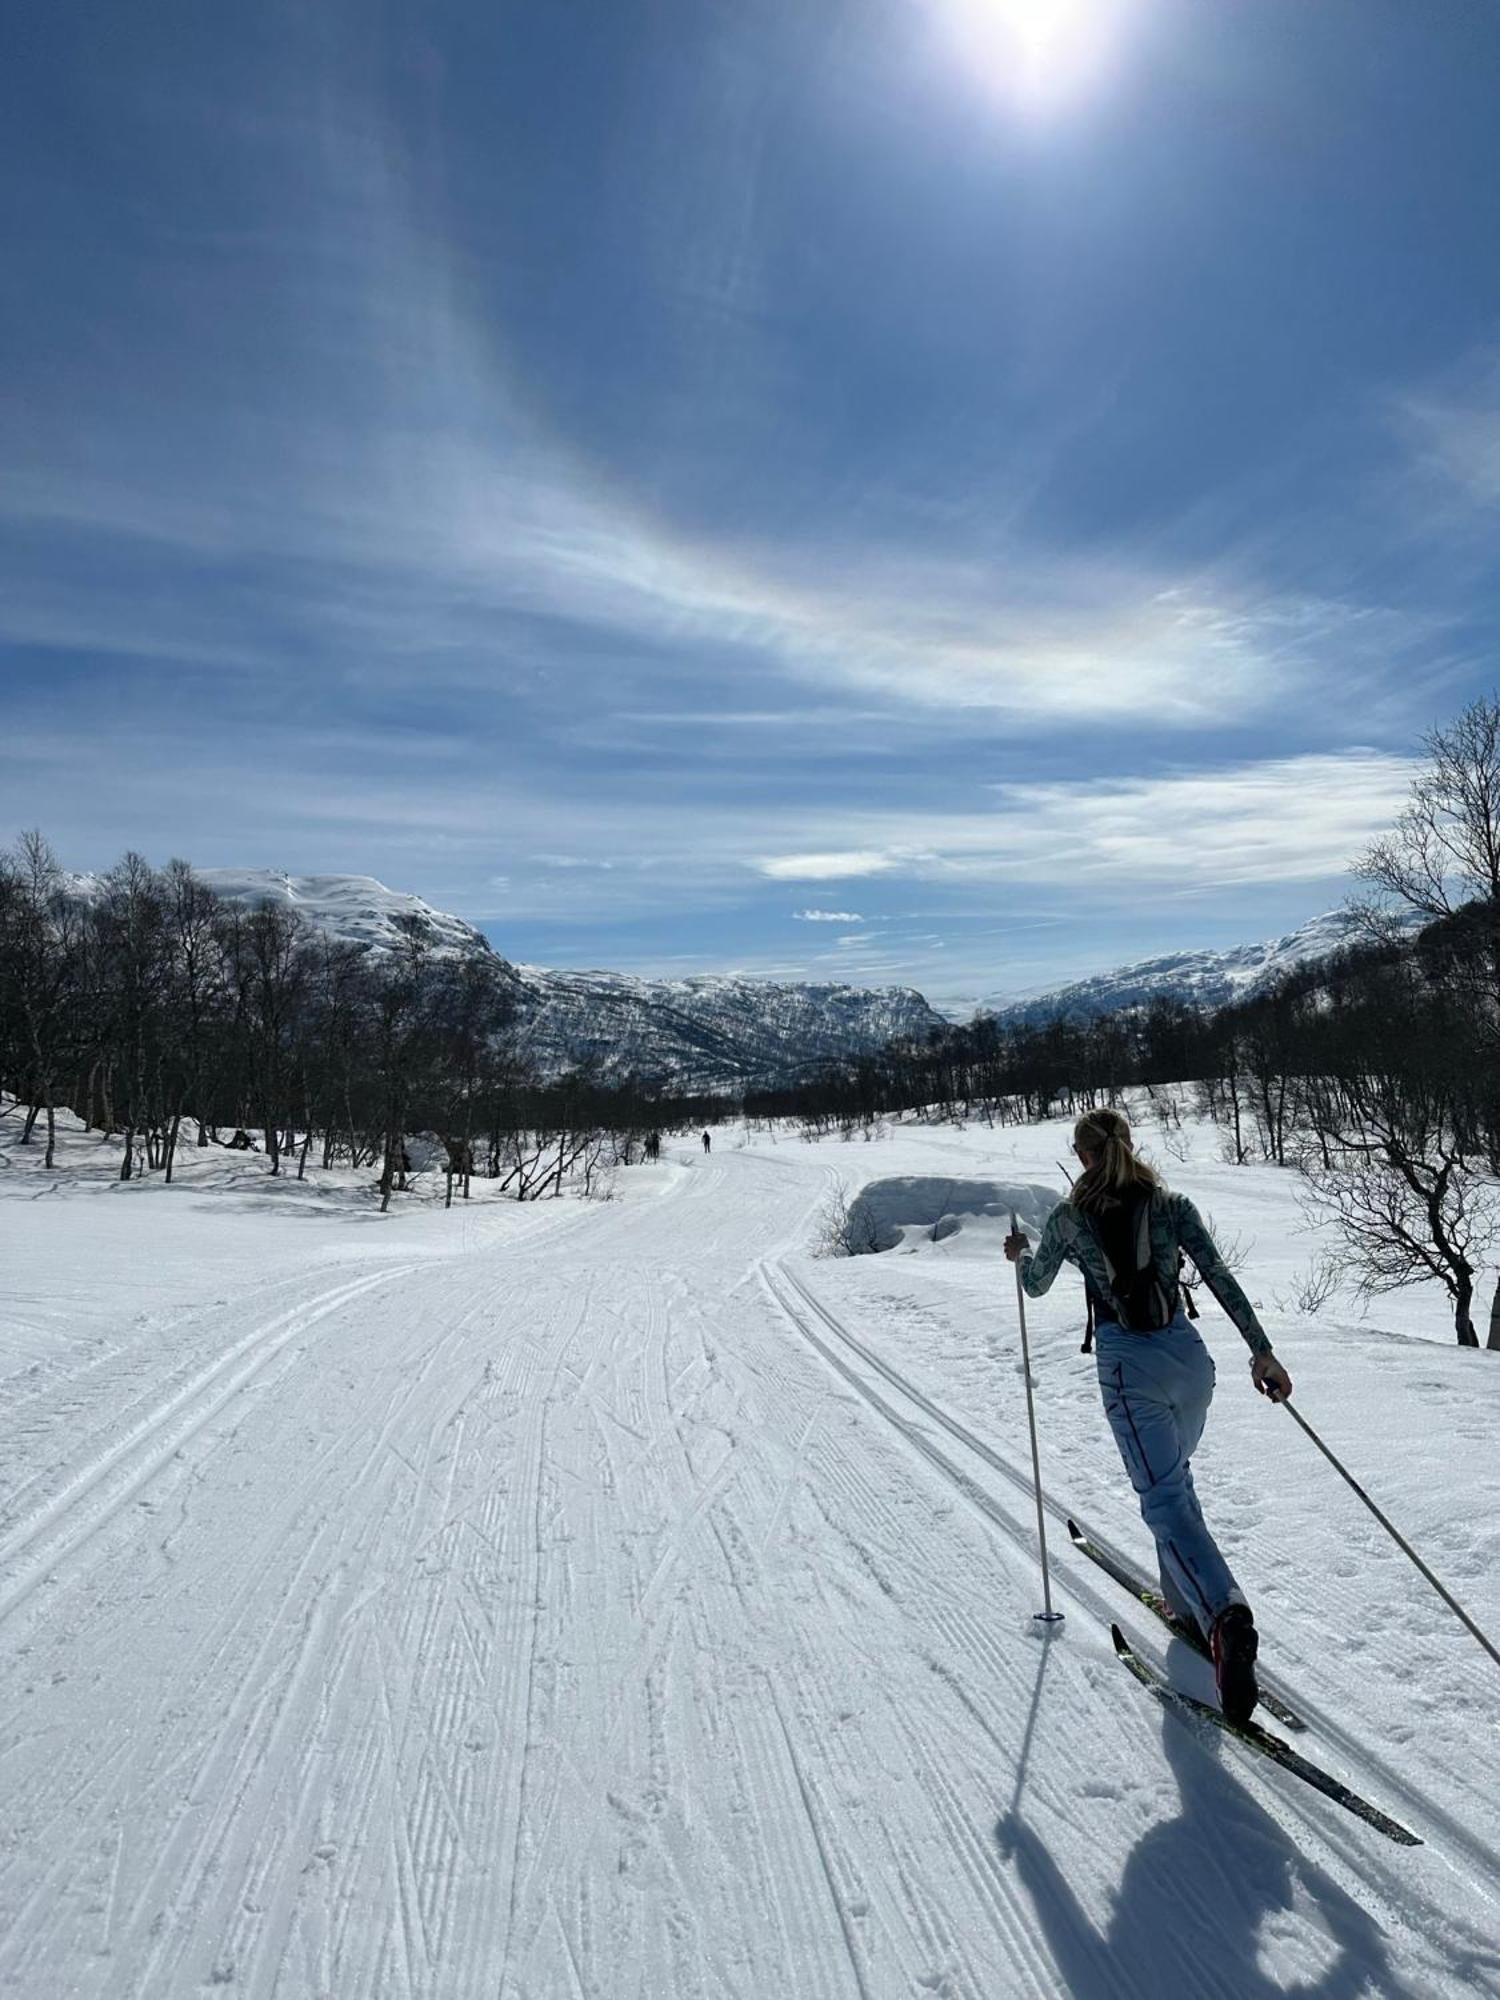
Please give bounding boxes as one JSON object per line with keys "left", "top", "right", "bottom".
{"left": 847, "top": 1174, "right": 1061, "bottom": 1255}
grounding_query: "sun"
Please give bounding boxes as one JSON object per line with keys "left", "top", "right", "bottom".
{"left": 940, "top": 0, "right": 1134, "bottom": 112}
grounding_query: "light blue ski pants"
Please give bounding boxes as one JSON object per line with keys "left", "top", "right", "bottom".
{"left": 1095, "top": 1315, "right": 1246, "bottom": 1635}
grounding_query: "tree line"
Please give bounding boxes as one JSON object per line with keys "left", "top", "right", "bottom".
{"left": 0, "top": 838, "right": 722, "bottom": 1207}
{"left": 749, "top": 697, "right": 1500, "bottom": 1350}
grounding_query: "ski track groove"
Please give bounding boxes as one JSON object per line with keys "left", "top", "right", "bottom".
{"left": 766, "top": 1676, "right": 876, "bottom": 2000}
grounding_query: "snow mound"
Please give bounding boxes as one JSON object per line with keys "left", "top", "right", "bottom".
{"left": 848, "top": 1176, "right": 1060, "bottom": 1256}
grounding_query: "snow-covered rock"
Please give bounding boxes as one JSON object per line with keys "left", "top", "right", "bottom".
{"left": 844, "top": 1176, "right": 1059, "bottom": 1255}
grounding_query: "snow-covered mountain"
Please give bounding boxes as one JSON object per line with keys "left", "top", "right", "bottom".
{"left": 507, "top": 965, "right": 942, "bottom": 1092}
{"left": 64, "top": 868, "right": 494, "bottom": 960}
{"left": 105, "top": 868, "right": 945, "bottom": 1092}
{"left": 195, "top": 871, "right": 495, "bottom": 959}
{"left": 975, "top": 908, "right": 1407, "bottom": 1026}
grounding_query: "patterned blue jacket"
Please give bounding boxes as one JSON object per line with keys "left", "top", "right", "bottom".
{"left": 1019, "top": 1189, "right": 1272, "bottom": 1357}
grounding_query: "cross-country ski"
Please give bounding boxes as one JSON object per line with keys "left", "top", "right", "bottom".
{"left": 1067, "top": 1517, "right": 1309, "bottom": 1731}
{"left": 1110, "top": 1624, "right": 1421, "bottom": 1847}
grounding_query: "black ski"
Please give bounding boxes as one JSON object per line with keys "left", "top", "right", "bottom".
{"left": 1110, "top": 1624, "right": 1420, "bottom": 1847}
{"left": 1067, "top": 1518, "right": 1307, "bottom": 1733}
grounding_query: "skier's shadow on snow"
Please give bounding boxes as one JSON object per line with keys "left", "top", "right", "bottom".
{"left": 995, "top": 1640, "right": 1414, "bottom": 2000}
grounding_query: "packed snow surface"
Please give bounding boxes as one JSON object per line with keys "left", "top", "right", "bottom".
{"left": 2, "top": 1100, "right": 1499, "bottom": 1997}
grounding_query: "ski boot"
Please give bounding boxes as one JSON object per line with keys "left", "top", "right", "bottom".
{"left": 1211, "top": 1604, "right": 1260, "bottom": 1726}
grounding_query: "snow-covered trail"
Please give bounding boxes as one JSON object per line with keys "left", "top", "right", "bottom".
{"left": 2, "top": 1142, "right": 1498, "bottom": 1998}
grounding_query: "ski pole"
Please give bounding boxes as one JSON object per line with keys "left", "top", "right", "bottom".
{"left": 1011, "top": 1211, "right": 1063, "bottom": 1627}
{"left": 1284, "top": 1401, "right": 1500, "bottom": 1676}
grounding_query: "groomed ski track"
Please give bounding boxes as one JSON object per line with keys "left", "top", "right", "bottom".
{"left": 2, "top": 1141, "right": 1498, "bottom": 1998}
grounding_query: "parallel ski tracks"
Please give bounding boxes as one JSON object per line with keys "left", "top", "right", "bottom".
{"left": 0, "top": 1261, "right": 422, "bottom": 1632}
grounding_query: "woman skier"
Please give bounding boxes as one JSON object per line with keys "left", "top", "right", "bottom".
{"left": 1004, "top": 1107, "right": 1292, "bottom": 1724}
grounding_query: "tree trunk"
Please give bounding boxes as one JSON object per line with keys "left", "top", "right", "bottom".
{"left": 1487, "top": 1276, "right": 1500, "bottom": 1352}
{"left": 1455, "top": 1268, "right": 1480, "bottom": 1346}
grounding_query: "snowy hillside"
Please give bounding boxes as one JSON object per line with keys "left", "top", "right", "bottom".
{"left": 197, "top": 869, "right": 498, "bottom": 958}
{"left": 975, "top": 909, "right": 1415, "bottom": 1025}
{"left": 2, "top": 1098, "right": 1498, "bottom": 1996}
{"left": 64, "top": 867, "right": 496, "bottom": 960}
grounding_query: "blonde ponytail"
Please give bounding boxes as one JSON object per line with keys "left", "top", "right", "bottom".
{"left": 1070, "top": 1107, "right": 1163, "bottom": 1215}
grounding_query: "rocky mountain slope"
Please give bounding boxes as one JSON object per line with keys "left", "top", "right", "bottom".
{"left": 507, "top": 964, "right": 941, "bottom": 1091}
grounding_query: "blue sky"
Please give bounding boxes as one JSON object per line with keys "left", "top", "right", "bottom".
{"left": 4, "top": 0, "right": 1499, "bottom": 1007}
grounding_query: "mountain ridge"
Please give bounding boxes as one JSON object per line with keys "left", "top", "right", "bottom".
{"left": 971, "top": 908, "right": 1401, "bottom": 1026}
{"left": 63, "top": 869, "right": 1400, "bottom": 1086}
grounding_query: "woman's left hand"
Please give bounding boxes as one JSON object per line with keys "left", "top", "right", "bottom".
{"left": 1003, "top": 1231, "right": 1028, "bottom": 1263}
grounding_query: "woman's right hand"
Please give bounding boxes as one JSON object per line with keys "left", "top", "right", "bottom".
{"left": 1003, "top": 1231, "right": 1028, "bottom": 1264}
{"left": 1252, "top": 1353, "right": 1293, "bottom": 1403}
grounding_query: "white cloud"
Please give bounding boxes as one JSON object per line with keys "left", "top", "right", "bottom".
{"left": 757, "top": 751, "right": 1417, "bottom": 893}
{"left": 10, "top": 718, "right": 1417, "bottom": 933}
{"left": 760, "top": 852, "right": 900, "bottom": 880}
{"left": 794, "top": 908, "right": 864, "bottom": 922}
{"left": 977, "top": 751, "right": 1419, "bottom": 887}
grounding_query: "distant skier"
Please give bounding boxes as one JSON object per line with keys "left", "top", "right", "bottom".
{"left": 1004, "top": 1107, "right": 1292, "bottom": 1725}
{"left": 701, "top": 1130, "right": 712, "bottom": 1154}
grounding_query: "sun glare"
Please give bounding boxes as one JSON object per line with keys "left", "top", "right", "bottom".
{"left": 940, "top": 0, "right": 1133, "bottom": 112}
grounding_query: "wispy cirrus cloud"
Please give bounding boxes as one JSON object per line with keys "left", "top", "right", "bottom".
{"left": 756, "top": 750, "right": 1420, "bottom": 892}
{"left": 1392, "top": 351, "right": 1500, "bottom": 508}
{"left": 0, "top": 77, "right": 1418, "bottom": 745}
